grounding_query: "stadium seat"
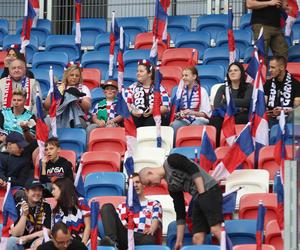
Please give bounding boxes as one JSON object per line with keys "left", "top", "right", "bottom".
{"left": 116, "top": 16, "right": 148, "bottom": 45}
{"left": 58, "top": 150, "right": 77, "bottom": 172}
{"left": 161, "top": 48, "right": 198, "bottom": 68}
{"left": 94, "top": 32, "right": 130, "bottom": 54}
{"left": 195, "top": 65, "right": 225, "bottom": 95}
{"left": 269, "top": 123, "right": 293, "bottom": 145}
{"left": 72, "top": 18, "right": 106, "bottom": 48}
{"left": 239, "top": 13, "right": 252, "bottom": 30}
{"left": 292, "top": 23, "right": 300, "bottom": 43}
{"left": 158, "top": 65, "right": 182, "bottom": 96}
{"left": 175, "top": 125, "right": 216, "bottom": 148}
{"left": 203, "top": 47, "right": 240, "bottom": 69}
{"left": 233, "top": 244, "right": 275, "bottom": 250}
{"left": 0, "top": 51, "right": 6, "bottom": 68}
{"left": 136, "top": 126, "right": 174, "bottom": 155}
{"left": 225, "top": 169, "right": 270, "bottom": 207}
{"left": 196, "top": 14, "right": 228, "bottom": 40}
{"left": 144, "top": 179, "right": 169, "bottom": 196}
{"left": 123, "top": 49, "right": 151, "bottom": 68}
{"left": 287, "top": 62, "right": 300, "bottom": 81}
{"left": 45, "top": 35, "right": 80, "bottom": 62}
{"left": 31, "top": 69, "right": 51, "bottom": 99}
{"left": 288, "top": 45, "right": 300, "bottom": 62}
{"left": 89, "top": 196, "right": 126, "bottom": 209}
{"left": 56, "top": 128, "right": 87, "bottom": 159}
{"left": 174, "top": 31, "right": 211, "bottom": 60}
{"left": 0, "top": 19, "right": 9, "bottom": 47}
{"left": 105, "top": 66, "right": 136, "bottom": 87}
{"left": 258, "top": 145, "right": 293, "bottom": 180}
{"left": 25, "top": 35, "right": 39, "bottom": 64}
{"left": 88, "top": 127, "right": 127, "bottom": 157}
{"left": 265, "top": 220, "right": 283, "bottom": 250}
{"left": 220, "top": 124, "right": 247, "bottom": 147}
{"left": 135, "top": 246, "right": 170, "bottom": 250}
{"left": 90, "top": 87, "right": 105, "bottom": 111}
{"left": 216, "top": 30, "right": 252, "bottom": 58}
{"left": 84, "top": 172, "right": 126, "bottom": 200}
{"left": 82, "top": 68, "right": 101, "bottom": 90}
{"left": 167, "top": 15, "right": 191, "bottom": 41}
{"left": 32, "top": 51, "right": 68, "bottom": 80}
{"left": 170, "top": 146, "right": 201, "bottom": 161}
{"left": 210, "top": 83, "right": 224, "bottom": 106}
{"left": 181, "top": 246, "right": 220, "bottom": 250}
{"left": 80, "top": 151, "right": 121, "bottom": 178}
{"left": 2, "top": 34, "right": 21, "bottom": 50}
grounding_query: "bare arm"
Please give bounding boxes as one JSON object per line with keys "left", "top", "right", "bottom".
{"left": 246, "top": 0, "right": 282, "bottom": 9}
{"left": 79, "top": 97, "right": 91, "bottom": 114}
{"left": 174, "top": 224, "right": 185, "bottom": 250}
{"left": 194, "top": 176, "right": 205, "bottom": 194}
{"left": 82, "top": 215, "right": 91, "bottom": 245}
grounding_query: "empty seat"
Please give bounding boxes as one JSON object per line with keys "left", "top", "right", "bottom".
{"left": 269, "top": 123, "right": 293, "bottom": 145}
{"left": 233, "top": 244, "right": 275, "bottom": 250}
{"left": 58, "top": 150, "right": 77, "bottom": 172}
{"left": 123, "top": 49, "right": 151, "bottom": 68}
{"left": 239, "top": 13, "right": 252, "bottom": 30}
{"left": 160, "top": 65, "right": 182, "bottom": 96}
{"left": 265, "top": 220, "right": 283, "bottom": 250}
{"left": 0, "top": 19, "right": 9, "bottom": 47}
{"left": 167, "top": 15, "right": 191, "bottom": 42}
{"left": 31, "top": 68, "right": 51, "bottom": 99}
{"left": 203, "top": 47, "right": 240, "bottom": 69}
{"left": 94, "top": 32, "right": 130, "bottom": 54}
{"left": 105, "top": 66, "right": 136, "bottom": 87}
{"left": 144, "top": 179, "right": 169, "bottom": 196}
{"left": 2, "top": 35, "right": 21, "bottom": 50}
{"left": 288, "top": 45, "right": 300, "bottom": 62}
{"left": 161, "top": 48, "right": 198, "bottom": 68}
{"left": 82, "top": 68, "right": 101, "bottom": 90}
{"left": 25, "top": 35, "right": 39, "bottom": 64}
{"left": 90, "top": 196, "right": 126, "bottom": 209}
{"left": 292, "top": 23, "right": 300, "bottom": 43}
{"left": 170, "top": 146, "right": 201, "bottom": 161}
{"left": 90, "top": 87, "right": 105, "bottom": 112}
{"left": 287, "top": 62, "right": 300, "bottom": 81}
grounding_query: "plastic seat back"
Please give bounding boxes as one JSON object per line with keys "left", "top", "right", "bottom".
{"left": 161, "top": 48, "right": 198, "bottom": 68}
{"left": 90, "top": 87, "right": 105, "bottom": 111}
{"left": 233, "top": 244, "right": 275, "bottom": 250}
{"left": 89, "top": 196, "right": 126, "bottom": 209}
{"left": 123, "top": 49, "right": 151, "bottom": 68}
{"left": 0, "top": 51, "right": 7, "bottom": 68}
{"left": 288, "top": 45, "right": 300, "bottom": 62}
{"left": 82, "top": 68, "right": 101, "bottom": 90}
{"left": 0, "top": 19, "right": 9, "bottom": 46}
{"left": 287, "top": 62, "right": 300, "bottom": 81}
{"left": 31, "top": 68, "right": 51, "bottom": 99}
{"left": 170, "top": 146, "right": 201, "bottom": 161}
{"left": 3, "top": 35, "right": 21, "bottom": 50}
{"left": 203, "top": 47, "right": 240, "bottom": 69}
{"left": 25, "top": 35, "right": 39, "bottom": 64}
{"left": 167, "top": 15, "right": 191, "bottom": 41}
{"left": 239, "top": 13, "right": 252, "bottom": 30}
{"left": 160, "top": 66, "right": 182, "bottom": 96}
{"left": 94, "top": 32, "right": 130, "bottom": 54}
{"left": 265, "top": 220, "right": 283, "bottom": 250}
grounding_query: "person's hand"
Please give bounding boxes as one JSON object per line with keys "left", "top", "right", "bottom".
{"left": 97, "top": 120, "right": 106, "bottom": 127}
{"left": 143, "top": 108, "right": 153, "bottom": 117}
{"left": 21, "top": 201, "right": 29, "bottom": 217}
{"left": 19, "top": 121, "right": 29, "bottom": 130}
{"left": 269, "top": 0, "right": 282, "bottom": 7}
{"left": 174, "top": 240, "right": 183, "bottom": 250}
{"left": 18, "top": 235, "right": 30, "bottom": 245}
{"left": 273, "top": 107, "right": 282, "bottom": 117}
{"left": 131, "top": 108, "right": 143, "bottom": 117}
{"left": 144, "top": 222, "right": 158, "bottom": 236}
{"left": 42, "top": 156, "right": 49, "bottom": 166}
{"left": 181, "top": 109, "right": 191, "bottom": 116}
{"left": 0, "top": 178, "right": 6, "bottom": 187}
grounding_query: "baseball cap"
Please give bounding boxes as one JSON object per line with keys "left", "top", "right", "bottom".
{"left": 25, "top": 178, "right": 43, "bottom": 190}
{"left": 102, "top": 79, "right": 118, "bottom": 90}
{"left": 6, "top": 131, "right": 29, "bottom": 148}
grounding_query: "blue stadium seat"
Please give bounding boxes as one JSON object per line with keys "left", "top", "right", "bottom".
{"left": 170, "top": 146, "right": 201, "bottom": 160}
{"left": 292, "top": 24, "right": 300, "bottom": 43}
{"left": 243, "top": 46, "right": 254, "bottom": 64}
{"left": 72, "top": 18, "right": 106, "bottom": 48}
{"left": 123, "top": 49, "right": 151, "bottom": 68}
{"left": 25, "top": 35, "right": 39, "bottom": 64}
{"left": 32, "top": 52, "right": 68, "bottom": 80}
{"left": 135, "top": 246, "right": 170, "bottom": 250}
{"left": 116, "top": 16, "right": 148, "bottom": 45}
{"left": 90, "top": 87, "right": 105, "bottom": 111}
{"left": 0, "top": 19, "right": 9, "bottom": 47}
{"left": 269, "top": 123, "right": 293, "bottom": 145}
{"left": 288, "top": 45, "right": 300, "bottom": 62}
{"left": 84, "top": 172, "right": 126, "bottom": 200}
{"left": 216, "top": 30, "right": 252, "bottom": 58}
{"left": 2, "top": 35, "right": 21, "bottom": 50}
{"left": 196, "top": 14, "right": 228, "bottom": 41}
{"left": 105, "top": 67, "right": 136, "bottom": 87}
{"left": 31, "top": 69, "right": 51, "bottom": 99}
{"left": 239, "top": 13, "right": 252, "bottom": 30}
{"left": 203, "top": 47, "right": 240, "bottom": 70}
{"left": 181, "top": 246, "right": 220, "bottom": 250}
{"left": 56, "top": 128, "right": 87, "bottom": 160}
{"left": 45, "top": 35, "right": 80, "bottom": 62}
{"left": 94, "top": 32, "right": 130, "bottom": 54}
{"left": 89, "top": 246, "right": 115, "bottom": 250}
{"left": 174, "top": 31, "right": 211, "bottom": 60}
{"left": 167, "top": 15, "right": 191, "bottom": 42}
{"left": 225, "top": 219, "right": 257, "bottom": 245}
{"left": 196, "top": 65, "right": 226, "bottom": 94}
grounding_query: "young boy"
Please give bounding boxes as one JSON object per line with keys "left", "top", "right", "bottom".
{"left": 40, "top": 137, "right": 74, "bottom": 196}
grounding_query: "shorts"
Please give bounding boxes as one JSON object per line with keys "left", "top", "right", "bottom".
{"left": 192, "top": 184, "right": 223, "bottom": 234}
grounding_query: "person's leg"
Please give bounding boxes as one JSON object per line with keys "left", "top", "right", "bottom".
{"left": 134, "top": 232, "right": 156, "bottom": 245}
{"left": 252, "top": 23, "right": 271, "bottom": 64}
{"left": 209, "top": 115, "right": 224, "bottom": 147}
{"left": 171, "top": 119, "right": 188, "bottom": 145}
{"left": 86, "top": 123, "right": 99, "bottom": 143}
{"left": 6, "top": 237, "right": 24, "bottom": 250}
{"left": 269, "top": 26, "right": 289, "bottom": 61}
{"left": 142, "top": 116, "right": 156, "bottom": 126}
{"left": 235, "top": 112, "right": 249, "bottom": 124}
{"left": 191, "top": 117, "right": 209, "bottom": 126}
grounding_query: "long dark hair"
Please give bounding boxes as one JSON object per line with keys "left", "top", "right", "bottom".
{"left": 53, "top": 178, "right": 78, "bottom": 215}
{"left": 226, "top": 62, "right": 247, "bottom": 98}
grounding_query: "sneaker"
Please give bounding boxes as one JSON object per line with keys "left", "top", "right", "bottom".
{"left": 100, "top": 236, "right": 118, "bottom": 248}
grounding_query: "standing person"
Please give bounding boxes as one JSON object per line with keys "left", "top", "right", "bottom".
{"left": 100, "top": 173, "right": 162, "bottom": 250}
{"left": 7, "top": 178, "right": 52, "bottom": 250}
{"left": 246, "top": 0, "right": 289, "bottom": 61}
{"left": 126, "top": 59, "right": 170, "bottom": 127}
{"left": 139, "top": 154, "right": 223, "bottom": 249}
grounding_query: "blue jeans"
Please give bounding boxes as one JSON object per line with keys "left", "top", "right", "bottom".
{"left": 6, "top": 237, "right": 24, "bottom": 250}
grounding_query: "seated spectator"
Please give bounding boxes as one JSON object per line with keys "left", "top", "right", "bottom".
{"left": 264, "top": 55, "right": 300, "bottom": 128}
{"left": 40, "top": 137, "right": 74, "bottom": 197}
{"left": 0, "top": 131, "right": 35, "bottom": 188}
{"left": 0, "top": 58, "right": 41, "bottom": 113}
{"left": 100, "top": 173, "right": 162, "bottom": 250}
{"left": 126, "top": 59, "right": 170, "bottom": 127}
{"left": 7, "top": 178, "right": 51, "bottom": 250}
{"left": 0, "top": 88, "right": 36, "bottom": 141}
{"left": 52, "top": 178, "right": 91, "bottom": 245}
{"left": 170, "top": 66, "right": 211, "bottom": 140}
{"left": 37, "top": 221, "right": 87, "bottom": 250}
{"left": 209, "top": 62, "right": 253, "bottom": 147}
{"left": 0, "top": 46, "right": 34, "bottom": 79}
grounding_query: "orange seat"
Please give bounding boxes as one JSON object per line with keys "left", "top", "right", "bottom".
{"left": 287, "top": 62, "right": 300, "bottom": 82}
{"left": 233, "top": 244, "right": 275, "bottom": 250}
{"left": 0, "top": 51, "right": 6, "bottom": 68}
{"left": 265, "top": 220, "right": 283, "bottom": 250}
{"left": 82, "top": 68, "right": 101, "bottom": 90}
{"left": 175, "top": 125, "right": 216, "bottom": 148}
{"left": 80, "top": 151, "right": 121, "bottom": 179}
{"left": 134, "top": 32, "right": 170, "bottom": 61}
{"left": 160, "top": 65, "right": 182, "bottom": 96}
{"left": 161, "top": 48, "right": 198, "bottom": 68}
{"left": 258, "top": 145, "right": 293, "bottom": 180}
{"left": 89, "top": 195, "right": 126, "bottom": 209}
{"left": 213, "top": 146, "right": 254, "bottom": 170}
{"left": 144, "top": 179, "right": 169, "bottom": 195}
{"left": 239, "top": 193, "right": 278, "bottom": 227}
{"left": 220, "top": 124, "right": 246, "bottom": 147}
{"left": 88, "top": 127, "right": 127, "bottom": 157}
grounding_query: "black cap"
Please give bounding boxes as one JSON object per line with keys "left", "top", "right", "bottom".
{"left": 65, "top": 87, "right": 86, "bottom": 98}
{"left": 25, "top": 178, "right": 43, "bottom": 190}
{"left": 6, "top": 131, "right": 29, "bottom": 148}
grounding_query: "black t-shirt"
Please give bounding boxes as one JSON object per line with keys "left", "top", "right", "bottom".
{"left": 37, "top": 239, "right": 87, "bottom": 250}
{"left": 250, "top": 1, "right": 281, "bottom": 27}
{"left": 40, "top": 157, "right": 74, "bottom": 184}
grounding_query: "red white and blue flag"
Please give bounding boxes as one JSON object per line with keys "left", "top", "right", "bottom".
{"left": 21, "top": 0, "right": 37, "bottom": 53}
{"left": 153, "top": 67, "right": 162, "bottom": 147}
{"left": 74, "top": 160, "right": 86, "bottom": 199}
{"left": 256, "top": 200, "right": 266, "bottom": 250}
{"left": 212, "top": 123, "right": 254, "bottom": 181}
{"left": 109, "top": 11, "right": 118, "bottom": 77}
{"left": 199, "top": 127, "right": 217, "bottom": 172}
{"left": 169, "top": 79, "right": 185, "bottom": 123}
{"left": 285, "top": 0, "right": 299, "bottom": 36}
{"left": 274, "top": 170, "right": 284, "bottom": 232}
{"left": 90, "top": 200, "right": 100, "bottom": 250}
{"left": 220, "top": 222, "right": 233, "bottom": 250}
{"left": 227, "top": 7, "right": 236, "bottom": 64}
{"left": 31, "top": 0, "right": 39, "bottom": 28}
{"left": 222, "top": 188, "right": 240, "bottom": 216}
{"left": 75, "top": 0, "right": 82, "bottom": 45}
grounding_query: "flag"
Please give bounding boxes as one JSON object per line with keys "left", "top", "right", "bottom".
{"left": 285, "top": 0, "right": 299, "bottom": 36}
{"left": 117, "top": 26, "right": 125, "bottom": 90}
{"left": 153, "top": 67, "right": 162, "bottom": 147}
{"left": 222, "top": 83, "right": 236, "bottom": 146}
{"left": 199, "top": 127, "right": 216, "bottom": 172}
{"left": 90, "top": 200, "right": 100, "bottom": 250}
{"left": 212, "top": 123, "right": 254, "bottom": 181}
{"left": 220, "top": 223, "right": 233, "bottom": 250}
{"left": 194, "top": 148, "right": 199, "bottom": 164}
{"left": 0, "top": 179, "right": 18, "bottom": 249}
{"left": 227, "top": 7, "right": 236, "bottom": 64}
{"left": 109, "top": 11, "right": 118, "bottom": 77}
{"left": 222, "top": 188, "right": 239, "bottom": 215}
{"left": 74, "top": 160, "right": 86, "bottom": 198}
{"left": 169, "top": 79, "right": 185, "bottom": 123}
{"left": 274, "top": 171, "right": 284, "bottom": 231}
{"left": 256, "top": 201, "right": 266, "bottom": 250}
{"left": 21, "top": 0, "right": 37, "bottom": 53}
{"left": 31, "top": 0, "right": 39, "bottom": 28}
{"left": 75, "top": 0, "right": 82, "bottom": 45}
{"left": 36, "top": 92, "right": 49, "bottom": 178}
{"left": 152, "top": 0, "right": 170, "bottom": 41}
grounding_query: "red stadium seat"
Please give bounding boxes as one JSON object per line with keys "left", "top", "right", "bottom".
{"left": 175, "top": 125, "right": 216, "bottom": 148}
{"left": 80, "top": 151, "right": 121, "bottom": 179}
{"left": 239, "top": 193, "right": 278, "bottom": 227}
{"left": 220, "top": 124, "right": 246, "bottom": 147}
{"left": 287, "top": 62, "right": 300, "bottom": 82}
{"left": 82, "top": 68, "right": 101, "bottom": 90}
{"left": 265, "top": 220, "right": 284, "bottom": 250}
{"left": 233, "top": 244, "right": 275, "bottom": 250}
{"left": 160, "top": 65, "right": 182, "bottom": 96}
{"left": 134, "top": 32, "right": 170, "bottom": 60}
{"left": 144, "top": 179, "right": 169, "bottom": 195}
{"left": 88, "top": 127, "right": 127, "bottom": 157}
{"left": 258, "top": 145, "right": 293, "bottom": 180}
{"left": 0, "top": 51, "right": 6, "bottom": 68}
{"left": 89, "top": 195, "right": 126, "bottom": 209}
{"left": 161, "top": 48, "right": 198, "bottom": 68}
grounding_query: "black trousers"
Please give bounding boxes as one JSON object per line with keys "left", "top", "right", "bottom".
{"left": 100, "top": 203, "right": 156, "bottom": 250}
